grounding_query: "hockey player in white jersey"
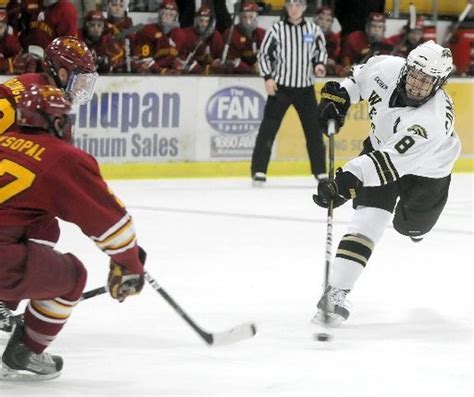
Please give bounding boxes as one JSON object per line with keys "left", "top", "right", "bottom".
{"left": 312, "top": 40, "right": 461, "bottom": 326}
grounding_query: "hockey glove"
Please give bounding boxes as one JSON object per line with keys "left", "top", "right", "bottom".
{"left": 319, "top": 82, "right": 351, "bottom": 136}
{"left": 313, "top": 168, "right": 361, "bottom": 209}
{"left": 108, "top": 246, "right": 147, "bottom": 302}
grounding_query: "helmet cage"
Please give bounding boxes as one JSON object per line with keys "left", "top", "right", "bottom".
{"left": 239, "top": 11, "right": 258, "bottom": 36}
{"left": 396, "top": 40, "right": 453, "bottom": 106}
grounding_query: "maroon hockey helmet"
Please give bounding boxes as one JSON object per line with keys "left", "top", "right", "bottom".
{"left": 239, "top": 1, "right": 259, "bottom": 36}
{"left": 43, "top": 36, "right": 98, "bottom": 105}
{"left": 17, "top": 84, "right": 73, "bottom": 142}
{"left": 85, "top": 10, "right": 106, "bottom": 24}
{"left": 194, "top": 4, "right": 215, "bottom": 35}
{"left": 159, "top": 0, "right": 178, "bottom": 12}
{"left": 44, "top": 36, "right": 97, "bottom": 74}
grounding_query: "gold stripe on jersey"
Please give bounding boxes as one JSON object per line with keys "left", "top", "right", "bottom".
{"left": 91, "top": 213, "right": 137, "bottom": 255}
{"left": 367, "top": 151, "right": 399, "bottom": 185}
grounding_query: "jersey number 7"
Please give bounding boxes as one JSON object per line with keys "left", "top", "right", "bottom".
{"left": 0, "top": 159, "right": 36, "bottom": 204}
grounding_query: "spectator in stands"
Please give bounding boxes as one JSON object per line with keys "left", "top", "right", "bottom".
{"left": 0, "top": 9, "right": 37, "bottom": 74}
{"left": 71, "top": 0, "right": 97, "bottom": 27}
{"left": 176, "top": 0, "right": 232, "bottom": 34}
{"left": 130, "top": 0, "right": 179, "bottom": 74}
{"left": 173, "top": 4, "right": 223, "bottom": 74}
{"left": 105, "top": 0, "right": 135, "bottom": 72}
{"left": 338, "top": 12, "right": 392, "bottom": 75}
{"left": 80, "top": 10, "right": 123, "bottom": 74}
{"left": 5, "top": 0, "right": 41, "bottom": 37}
{"left": 211, "top": 0, "right": 265, "bottom": 75}
{"left": 387, "top": 17, "right": 425, "bottom": 59}
{"left": 313, "top": 6, "right": 340, "bottom": 76}
{"left": 19, "top": 0, "right": 78, "bottom": 51}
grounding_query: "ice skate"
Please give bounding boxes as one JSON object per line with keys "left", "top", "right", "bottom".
{"left": 312, "top": 286, "right": 351, "bottom": 328}
{"left": 1, "top": 325, "right": 63, "bottom": 381}
{"left": 252, "top": 172, "right": 266, "bottom": 187}
{"left": 0, "top": 303, "right": 14, "bottom": 333}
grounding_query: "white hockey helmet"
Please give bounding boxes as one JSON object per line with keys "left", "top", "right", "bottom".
{"left": 407, "top": 40, "right": 453, "bottom": 79}
{"left": 398, "top": 40, "right": 453, "bottom": 106}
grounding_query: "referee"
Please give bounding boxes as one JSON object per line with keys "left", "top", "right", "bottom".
{"left": 251, "top": 0, "right": 328, "bottom": 185}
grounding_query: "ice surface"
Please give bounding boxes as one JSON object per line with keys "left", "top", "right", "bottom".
{"left": 1, "top": 175, "right": 472, "bottom": 397}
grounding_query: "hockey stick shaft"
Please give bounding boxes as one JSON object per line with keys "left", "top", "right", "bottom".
{"left": 442, "top": 3, "right": 472, "bottom": 46}
{"left": 221, "top": 2, "right": 241, "bottom": 63}
{"left": 4, "top": 286, "right": 108, "bottom": 326}
{"left": 322, "top": 120, "right": 336, "bottom": 327}
{"left": 144, "top": 271, "right": 256, "bottom": 346}
{"left": 182, "top": 16, "right": 216, "bottom": 72}
{"left": 390, "top": 4, "right": 416, "bottom": 55}
{"left": 144, "top": 271, "right": 214, "bottom": 344}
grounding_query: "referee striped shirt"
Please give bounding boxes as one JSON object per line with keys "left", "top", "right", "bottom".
{"left": 258, "top": 19, "right": 327, "bottom": 88}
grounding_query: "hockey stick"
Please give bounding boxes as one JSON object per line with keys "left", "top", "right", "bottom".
{"left": 144, "top": 271, "right": 256, "bottom": 346}
{"left": 1, "top": 286, "right": 109, "bottom": 330}
{"left": 389, "top": 3, "right": 416, "bottom": 56}
{"left": 442, "top": 3, "right": 473, "bottom": 47}
{"left": 315, "top": 119, "right": 336, "bottom": 341}
{"left": 221, "top": 2, "right": 241, "bottom": 63}
{"left": 180, "top": 16, "right": 216, "bottom": 72}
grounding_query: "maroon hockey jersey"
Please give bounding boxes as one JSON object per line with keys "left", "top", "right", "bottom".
{"left": 0, "top": 130, "right": 142, "bottom": 274}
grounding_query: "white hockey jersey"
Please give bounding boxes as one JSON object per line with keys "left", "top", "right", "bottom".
{"left": 340, "top": 55, "right": 461, "bottom": 187}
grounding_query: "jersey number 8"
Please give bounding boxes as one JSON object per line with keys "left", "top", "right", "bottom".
{"left": 394, "top": 135, "right": 415, "bottom": 154}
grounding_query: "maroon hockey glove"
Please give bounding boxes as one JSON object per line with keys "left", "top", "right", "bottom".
{"left": 107, "top": 246, "right": 146, "bottom": 302}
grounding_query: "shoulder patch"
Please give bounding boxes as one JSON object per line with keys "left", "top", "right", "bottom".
{"left": 408, "top": 124, "right": 428, "bottom": 139}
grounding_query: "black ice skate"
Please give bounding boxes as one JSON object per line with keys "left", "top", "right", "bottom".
{"left": 252, "top": 172, "right": 266, "bottom": 187}
{"left": 312, "top": 286, "right": 351, "bottom": 328}
{"left": 1, "top": 324, "right": 63, "bottom": 381}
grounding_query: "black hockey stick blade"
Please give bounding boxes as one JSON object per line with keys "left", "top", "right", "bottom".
{"left": 144, "top": 271, "right": 257, "bottom": 346}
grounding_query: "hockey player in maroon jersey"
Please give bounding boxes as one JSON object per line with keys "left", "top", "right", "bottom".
{"left": 172, "top": 4, "right": 224, "bottom": 74}
{"left": 387, "top": 16, "right": 426, "bottom": 59}
{"left": 0, "top": 9, "right": 36, "bottom": 74}
{"left": 0, "top": 38, "right": 97, "bottom": 332}
{"left": 313, "top": 6, "right": 341, "bottom": 76}
{"left": 211, "top": 1, "right": 265, "bottom": 75}
{"left": 338, "top": 12, "right": 393, "bottom": 75}
{"left": 79, "top": 10, "right": 119, "bottom": 73}
{"left": 0, "top": 84, "right": 145, "bottom": 380}
{"left": 130, "top": 0, "right": 179, "bottom": 74}
{"left": 104, "top": 0, "right": 134, "bottom": 72}
{"left": 19, "top": 0, "right": 78, "bottom": 51}
{"left": 0, "top": 35, "right": 97, "bottom": 135}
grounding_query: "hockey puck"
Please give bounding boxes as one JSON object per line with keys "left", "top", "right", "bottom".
{"left": 314, "top": 332, "right": 331, "bottom": 342}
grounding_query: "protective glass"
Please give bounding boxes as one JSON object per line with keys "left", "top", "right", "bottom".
{"left": 66, "top": 71, "right": 98, "bottom": 106}
{"left": 405, "top": 66, "right": 436, "bottom": 102}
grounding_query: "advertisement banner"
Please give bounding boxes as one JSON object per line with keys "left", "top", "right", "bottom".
{"left": 74, "top": 76, "right": 197, "bottom": 163}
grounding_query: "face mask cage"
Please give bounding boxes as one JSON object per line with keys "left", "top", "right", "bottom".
{"left": 396, "top": 64, "right": 443, "bottom": 107}
{"left": 66, "top": 70, "right": 98, "bottom": 106}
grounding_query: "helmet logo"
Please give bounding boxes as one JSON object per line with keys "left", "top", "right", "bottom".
{"left": 441, "top": 49, "right": 452, "bottom": 58}
{"left": 63, "top": 38, "right": 86, "bottom": 56}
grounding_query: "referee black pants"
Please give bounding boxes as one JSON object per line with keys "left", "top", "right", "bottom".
{"left": 251, "top": 85, "right": 326, "bottom": 176}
